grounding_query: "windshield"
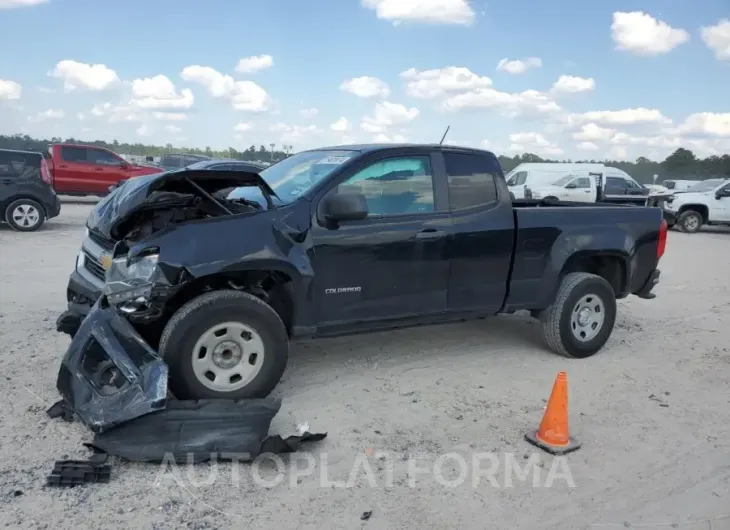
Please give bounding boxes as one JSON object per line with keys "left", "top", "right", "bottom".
{"left": 686, "top": 179, "right": 725, "bottom": 192}
{"left": 241, "top": 149, "right": 357, "bottom": 204}
{"left": 551, "top": 175, "right": 574, "bottom": 186}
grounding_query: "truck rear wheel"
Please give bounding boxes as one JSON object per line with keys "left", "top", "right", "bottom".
{"left": 159, "top": 290, "right": 289, "bottom": 400}
{"left": 676, "top": 210, "right": 703, "bottom": 233}
{"left": 538, "top": 272, "right": 616, "bottom": 359}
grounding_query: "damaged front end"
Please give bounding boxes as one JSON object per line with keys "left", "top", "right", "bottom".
{"left": 56, "top": 299, "right": 168, "bottom": 433}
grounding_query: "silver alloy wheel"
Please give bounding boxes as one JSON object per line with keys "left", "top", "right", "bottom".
{"left": 191, "top": 321, "right": 265, "bottom": 392}
{"left": 683, "top": 213, "right": 700, "bottom": 231}
{"left": 570, "top": 294, "right": 605, "bottom": 342}
{"left": 11, "top": 203, "right": 40, "bottom": 228}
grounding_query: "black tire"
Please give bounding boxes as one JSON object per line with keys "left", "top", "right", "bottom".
{"left": 676, "top": 210, "right": 703, "bottom": 233}
{"left": 159, "top": 290, "right": 289, "bottom": 400}
{"left": 4, "top": 198, "right": 45, "bottom": 232}
{"left": 538, "top": 272, "right": 617, "bottom": 359}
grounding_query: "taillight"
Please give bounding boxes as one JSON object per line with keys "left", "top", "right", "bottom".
{"left": 40, "top": 159, "right": 53, "bottom": 185}
{"left": 657, "top": 218, "right": 667, "bottom": 259}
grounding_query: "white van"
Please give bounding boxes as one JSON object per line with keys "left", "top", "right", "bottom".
{"left": 506, "top": 163, "right": 608, "bottom": 199}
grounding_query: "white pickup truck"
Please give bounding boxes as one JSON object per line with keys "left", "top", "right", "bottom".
{"left": 655, "top": 178, "right": 730, "bottom": 232}
{"left": 525, "top": 173, "right": 649, "bottom": 205}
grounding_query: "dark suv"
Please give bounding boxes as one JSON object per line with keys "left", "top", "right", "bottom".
{"left": 158, "top": 153, "right": 211, "bottom": 171}
{"left": 0, "top": 148, "right": 61, "bottom": 231}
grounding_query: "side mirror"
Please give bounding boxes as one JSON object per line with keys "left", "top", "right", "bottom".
{"left": 323, "top": 193, "right": 368, "bottom": 222}
{"left": 716, "top": 190, "right": 730, "bottom": 199}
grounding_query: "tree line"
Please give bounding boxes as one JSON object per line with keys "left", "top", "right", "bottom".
{"left": 1, "top": 134, "right": 728, "bottom": 184}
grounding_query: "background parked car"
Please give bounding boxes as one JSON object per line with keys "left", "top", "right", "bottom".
{"left": 47, "top": 143, "right": 163, "bottom": 196}
{"left": 1, "top": 148, "right": 61, "bottom": 231}
{"left": 158, "top": 153, "right": 212, "bottom": 171}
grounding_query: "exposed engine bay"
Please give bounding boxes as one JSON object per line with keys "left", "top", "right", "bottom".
{"left": 107, "top": 172, "right": 270, "bottom": 243}
{"left": 121, "top": 189, "right": 260, "bottom": 243}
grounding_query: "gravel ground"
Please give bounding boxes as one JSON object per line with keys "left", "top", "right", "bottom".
{"left": 1, "top": 201, "right": 729, "bottom": 530}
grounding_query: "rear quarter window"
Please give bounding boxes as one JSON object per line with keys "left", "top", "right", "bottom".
{"left": 0, "top": 151, "right": 42, "bottom": 179}
{"left": 443, "top": 152, "right": 500, "bottom": 210}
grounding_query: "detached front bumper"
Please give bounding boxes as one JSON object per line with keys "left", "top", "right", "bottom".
{"left": 635, "top": 269, "right": 661, "bottom": 300}
{"left": 56, "top": 300, "right": 168, "bottom": 433}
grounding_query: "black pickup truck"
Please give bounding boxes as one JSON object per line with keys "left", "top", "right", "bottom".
{"left": 56, "top": 144, "right": 666, "bottom": 400}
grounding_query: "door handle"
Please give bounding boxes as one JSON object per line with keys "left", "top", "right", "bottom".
{"left": 416, "top": 229, "right": 446, "bottom": 239}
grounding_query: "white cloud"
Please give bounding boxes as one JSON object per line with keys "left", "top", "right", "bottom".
{"left": 48, "top": 60, "right": 120, "bottom": 91}
{"left": 131, "top": 75, "right": 194, "bottom": 110}
{"left": 569, "top": 108, "right": 671, "bottom": 127}
{"left": 611, "top": 12, "right": 689, "bottom": 56}
{"left": 508, "top": 132, "right": 563, "bottom": 156}
{"left": 441, "top": 88, "right": 561, "bottom": 118}
{"left": 153, "top": 112, "right": 188, "bottom": 121}
{"left": 235, "top": 54, "right": 274, "bottom": 73}
{"left": 181, "top": 65, "right": 270, "bottom": 112}
{"left": 300, "top": 107, "right": 319, "bottom": 118}
{"left": 400, "top": 66, "right": 492, "bottom": 98}
{"left": 610, "top": 133, "right": 681, "bottom": 151}
{"left": 362, "top": 0, "right": 474, "bottom": 25}
{"left": 28, "top": 108, "right": 64, "bottom": 122}
{"left": 701, "top": 19, "right": 730, "bottom": 61}
{"left": 551, "top": 75, "right": 595, "bottom": 95}
{"left": 340, "top": 76, "right": 390, "bottom": 99}
{"left": 374, "top": 133, "right": 407, "bottom": 143}
{"left": 577, "top": 141, "right": 599, "bottom": 151}
{"left": 136, "top": 124, "right": 151, "bottom": 136}
{"left": 269, "top": 123, "right": 319, "bottom": 144}
{"left": 609, "top": 146, "right": 629, "bottom": 160}
{"left": 0, "top": 79, "right": 22, "bottom": 100}
{"left": 233, "top": 122, "right": 253, "bottom": 132}
{"left": 90, "top": 102, "right": 143, "bottom": 123}
{"left": 0, "top": 0, "right": 47, "bottom": 8}
{"left": 573, "top": 123, "right": 616, "bottom": 142}
{"left": 678, "top": 112, "right": 730, "bottom": 138}
{"left": 361, "top": 101, "right": 419, "bottom": 133}
{"left": 76, "top": 112, "right": 84, "bottom": 121}
{"left": 330, "top": 117, "right": 351, "bottom": 132}
{"left": 496, "top": 57, "right": 542, "bottom": 74}
{"left": 165, "top": 125, "right": 182, "bottom": 134}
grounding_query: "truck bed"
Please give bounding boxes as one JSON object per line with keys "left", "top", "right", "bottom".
{"left": 505, "top": 201, "right": 663, "bottom": 311}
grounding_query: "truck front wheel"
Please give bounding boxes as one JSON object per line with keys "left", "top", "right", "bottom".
{"left": 538, "top": 272, "right": 617, "bottom": 359}
{"left": 676, "top": 210, "right": 703, "bottom": 233}
{"left": 159, "top": 290, "right": 289, "bottom": 400}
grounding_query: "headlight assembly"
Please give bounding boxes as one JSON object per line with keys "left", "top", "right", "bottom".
{"left": 103, "top": 253, "right": 160, "bottom": 305}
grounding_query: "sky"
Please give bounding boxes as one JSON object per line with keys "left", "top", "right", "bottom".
{"left": 0, "top": 0, "right": 729, "bottom": 162}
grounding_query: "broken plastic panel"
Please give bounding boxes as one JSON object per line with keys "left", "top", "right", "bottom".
{"left": 56, "top": 300, "right": 168, "bottom": 433}
{"left": 86, "top": 399, "right": 327, "bottom": 463}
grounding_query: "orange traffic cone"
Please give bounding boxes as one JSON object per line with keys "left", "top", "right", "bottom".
{"left": 525, "top": 372, "right": 581, "bottom": 455}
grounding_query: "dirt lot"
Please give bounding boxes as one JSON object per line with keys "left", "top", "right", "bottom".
{"left": 1, "top": 201, "right": 729, "bottom": 530}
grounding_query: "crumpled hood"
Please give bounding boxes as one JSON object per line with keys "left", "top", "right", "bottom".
{"left": 86, "top": 168, "right": 274, "bottom": 241}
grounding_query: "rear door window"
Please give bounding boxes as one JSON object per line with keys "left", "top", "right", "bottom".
{"left": 443, "top": 152, "right": 500, "bottom": 210}
{"left": 60, "top": 146, "right": 89, "bottom": 163}
{"left": 605, "top": 177, "right": 627, "bottom": 193}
